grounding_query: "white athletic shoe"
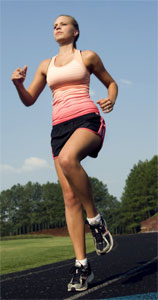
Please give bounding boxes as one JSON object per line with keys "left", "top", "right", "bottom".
{"left": 68, "top": 263, "right": 94, "bottom": 291}
{"left": 88, "top": 216, "right": 114, "bottom": 255}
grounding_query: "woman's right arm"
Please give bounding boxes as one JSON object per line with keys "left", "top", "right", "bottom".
{"left": 11, "top": 59, "right": 51, "bottom": 106}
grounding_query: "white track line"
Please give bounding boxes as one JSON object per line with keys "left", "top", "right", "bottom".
{"left": 64, "top": 256, "right": 158, "bottom": 300}
{"left": 0, "top": 261, "right": 73, "bottom": 283}
{"left": 1, "top": 238, "right": 119, "bottom": 283}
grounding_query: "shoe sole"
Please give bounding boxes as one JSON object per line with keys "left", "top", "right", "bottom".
{"left": 68, "top": 272, "right": 94, "bottom": 291}
{"left": 96, "top": 231, "right": 114, "bottom": 256}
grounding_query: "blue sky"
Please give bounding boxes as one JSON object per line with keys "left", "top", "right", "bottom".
{"left": 1, "top": 0, "right": 157, "bottom": 201}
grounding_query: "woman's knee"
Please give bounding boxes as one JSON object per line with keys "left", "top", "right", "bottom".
{"left": 58, "top": 152, "right": 78, "bottom": 176}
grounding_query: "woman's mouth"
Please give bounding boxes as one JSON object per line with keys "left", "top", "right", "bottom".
{"left": 56, "top": 31, "right": 63, "bottom": 35}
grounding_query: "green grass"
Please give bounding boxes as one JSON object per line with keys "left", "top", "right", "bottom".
{"left": 0, "top": 234, "right": 54, "bottom": 240}
{"left": 0, "top": 234, "right": 94, "bottom": 275}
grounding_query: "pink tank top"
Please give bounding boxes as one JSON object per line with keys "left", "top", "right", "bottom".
{"left": 46, "top": 49, "right": 99, "bottom": 125}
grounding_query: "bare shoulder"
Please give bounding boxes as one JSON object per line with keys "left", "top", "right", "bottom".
{"left": 81, "top": 50, "right": 101, "bottom": 72}
{"left": 38, "top": 58, "right": 52, "bottom": 76}
{"left": 81, "top": 50, "right": 100, "bottom": 62}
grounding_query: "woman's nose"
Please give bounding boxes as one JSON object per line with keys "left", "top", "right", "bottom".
{"left": 56, "top": 25, "right": 61, "bottom": 30}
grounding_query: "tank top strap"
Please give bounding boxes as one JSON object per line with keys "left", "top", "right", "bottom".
{"left": 47, "top": 56, "right": 56, "bottom": 75}
{"left": 49, "top": 56, "right": 57, "bottom": 68}
{"left": 74, "top": 49, "right": 85, "bottom": 66}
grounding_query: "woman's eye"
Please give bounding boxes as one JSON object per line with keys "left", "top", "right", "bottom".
{"left": 54, "top": 23, "right": 67, "bottom": 29}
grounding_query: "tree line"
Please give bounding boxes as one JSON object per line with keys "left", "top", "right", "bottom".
{"left": 0, "top": 155, "right": 157, "bottom": 236}
{"left": 120, "top": 155, "right": 157, "bottom": 233}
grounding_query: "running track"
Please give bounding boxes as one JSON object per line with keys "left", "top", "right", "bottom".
{"left": 1, "top": 233, "right": 158, "bottom": 300}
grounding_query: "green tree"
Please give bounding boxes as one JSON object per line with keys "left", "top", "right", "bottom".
{"left": 0, "top": 189, "right": 12, "bottom": 236}
{"left": 0, "top": 177, "right": 120, "bottom": 236}
{"left": 121, "top": 155, "right": 158, "bottom": 233}
{"left": 0, "top": 184, "right": 26, "bottom": 235}
{"left": 42, "top": 182, "right": 65, "bottom": 228}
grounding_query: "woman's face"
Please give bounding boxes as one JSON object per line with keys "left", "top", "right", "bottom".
{"left": 53, "top": 16, "right": 78, "bottom": 45}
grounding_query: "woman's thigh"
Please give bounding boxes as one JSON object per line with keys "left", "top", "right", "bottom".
{"left": 59, "top": 128, "right": 102, "bottom": 162}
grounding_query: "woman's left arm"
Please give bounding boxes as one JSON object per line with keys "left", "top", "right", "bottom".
{"left": 84, "top": 51, "right": 118, "bottom": 113}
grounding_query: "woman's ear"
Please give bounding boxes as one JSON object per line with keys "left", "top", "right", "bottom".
{"left": 74, "top": 30, "right": 79, "bottom": 38}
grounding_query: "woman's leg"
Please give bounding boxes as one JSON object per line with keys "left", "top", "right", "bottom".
{"left": 54, "top": 128, "right": 113, "bottom": 292}
{"left": 54, "top": 158, "right": 86, "bottom": 260}
{"left": 58, "top": 129, "right": 101, "bottom": 218}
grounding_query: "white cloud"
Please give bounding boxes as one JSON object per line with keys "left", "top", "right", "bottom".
{"left": 21, "top": 157, "right": 49, "bottom": 172}
{"left": 0, "top": 157, "right": 51, "bottom": 174}
{"left": 119, "top": 78, "right": 133, "bottom": 85}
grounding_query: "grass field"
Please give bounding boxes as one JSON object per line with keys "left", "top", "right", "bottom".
{"left": 0, "top": 234, "right": 94, "bottom": 275}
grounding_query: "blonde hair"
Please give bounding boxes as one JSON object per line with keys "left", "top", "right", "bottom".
{"left": 58, "top": 15, "right": 80, "bottom": 48}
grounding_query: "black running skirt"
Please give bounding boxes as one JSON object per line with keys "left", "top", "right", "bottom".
{"left": 51, "top": 113, "right": 106, "bottom": 159}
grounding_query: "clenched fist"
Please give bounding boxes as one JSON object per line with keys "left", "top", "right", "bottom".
{"left": 96, "top": 98, "right": 115, "bottom": 113}
{"left": 11, "top": 65, "right": 27, "bottom": 87}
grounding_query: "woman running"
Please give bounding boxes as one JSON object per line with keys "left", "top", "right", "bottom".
{"left": 11, "top": 15, "right": 118, "bottom": 292}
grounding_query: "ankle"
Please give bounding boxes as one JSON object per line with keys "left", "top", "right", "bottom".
{"left": 75, "top": 257, "right": 88, "bottom": 267}
{"left": 87, "top": 213, "right": 101, "bottom": 225}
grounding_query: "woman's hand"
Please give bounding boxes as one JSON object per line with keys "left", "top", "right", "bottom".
{"left": 11, "top": 59, "right": 50, "bottom": 106}
{"left": 96, "top": 98, "right": 115, "bottom": 113}
{"left": 11, "top": 65, "right": 27, "bottom": 87}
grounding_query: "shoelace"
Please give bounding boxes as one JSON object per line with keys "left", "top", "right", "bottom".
{"left": 69, "top": 266, "right": 84, "bottom": 282}
{"left": 70, "top": 265, "right": 86, "bottom": 282}
{"left": 90, "top": 222, "right": 106, "bottom": 243}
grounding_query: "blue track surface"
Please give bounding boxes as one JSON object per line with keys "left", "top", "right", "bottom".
{"left": 102, "top": 292, "right": 158, "bottom": 299}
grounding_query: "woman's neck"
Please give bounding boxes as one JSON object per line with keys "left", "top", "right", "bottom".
{"left": 59, "top": 43, "right": 75, "bottom": 55}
